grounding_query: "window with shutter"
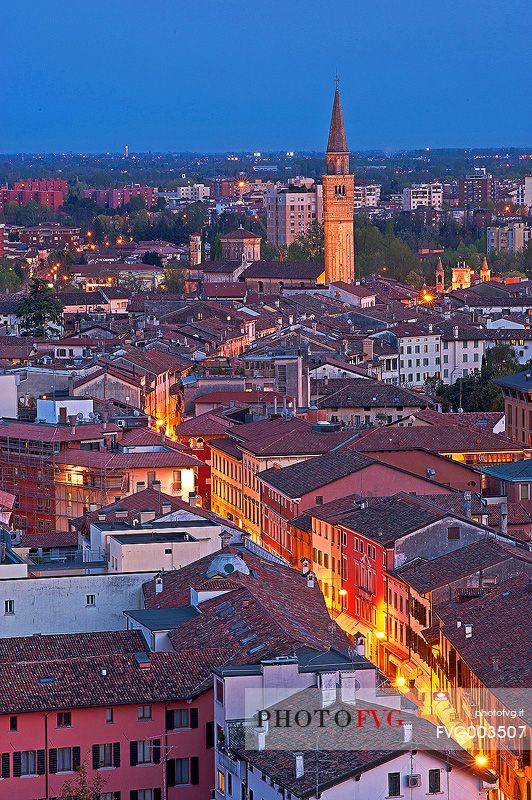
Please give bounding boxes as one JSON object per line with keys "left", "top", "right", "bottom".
{"left": 73, "top": 747, "right": 81, "bottom": 771}
{"left": 48, "top": 749, "right": 58, "bottom": 774}
{"left": 13, "top": 751, "right": 22, "bottom": 778}
{"left": 113, "top": 742, "right": 120, "bottom": 768}
{"left": 166, "top": 759, "right": 176, "bottom": 788}
{"left": 205, "top": 721, "right": 214, "bottom": 749}
{"left": 190, "top": 756, "right": 199, "bottom": 785}
{"left": 429, "top": 769, "right": 441, "bottom": 793}
{"left": 1, "top": 753, "right": 10, "bottom": 779}
{"left": 153, "top": 739, "right": 161, "bottom": 764}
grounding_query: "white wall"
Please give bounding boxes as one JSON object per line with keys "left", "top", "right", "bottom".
{"left": 0, "top": 572, "right": 156, "bottom": 637}
{"left": 0, "top": 374, "right": 19, "bottom": 418}
{"left": 36, "top": 397, "right": 94, "bottom": 423}
{"left": 109, "top": 533, "right": 219, "bottom": 573}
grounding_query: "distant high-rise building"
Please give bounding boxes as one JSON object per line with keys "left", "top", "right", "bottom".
{"left": 323, "top": 83, "right": 355, "bottom": 285}
{"left": 125, "top": 144, "right": 129, "bottom": 158}
{"left": 265, "top": 181, "right": 323, "bottom": 248}
{"left": 458, "top": 168, "right": 496, "bottom": 208}
{"left": 354, "top": 184, "right": 381, "bottom": 209}
{"left": 525, "top": 176, "right": 532, "bottom": 208}
{"left": 487, "top": 222, "right": 532, "bottom": 254}
{"left": 402, "top": 182, "right": 443, "bottom": 211}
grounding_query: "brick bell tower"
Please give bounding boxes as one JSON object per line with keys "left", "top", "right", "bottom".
{"left": 323, "top": 81, "right": 355, "bottom": 285}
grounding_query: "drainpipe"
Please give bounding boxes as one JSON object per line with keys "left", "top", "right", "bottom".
{"left": 164, "top": 702, "right": 170, "bottom": 800}
{"left": 44, "top": 711, "right": 50, "bottom": 800}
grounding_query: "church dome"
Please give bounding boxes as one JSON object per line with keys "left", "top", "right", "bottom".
{"left": 206, "top": 553, "right": 250, "bottom": 579}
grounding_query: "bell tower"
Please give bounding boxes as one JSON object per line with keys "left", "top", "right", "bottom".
{"left": 323, "top": 81, "right": 355, "bottom": 285}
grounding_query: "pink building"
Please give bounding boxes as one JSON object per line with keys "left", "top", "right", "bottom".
{"left": 265, "top": 181, "right": 323, "bottom": 247}
{"left": 0, "top": 631, "right": 213, "bottom": 800}
{"left": 259, "top": 449, "right": 454, "bottom": 562}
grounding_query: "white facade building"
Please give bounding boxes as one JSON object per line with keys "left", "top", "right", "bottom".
{"left": 354, "top": 184, "right": 381, "bottom": 209}
{"left": 402, "top": 182, "right": 443, "bottom": 211}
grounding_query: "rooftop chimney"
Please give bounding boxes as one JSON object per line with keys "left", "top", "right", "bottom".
{"left": 402, "top": 722, "right": 413, "bottom": 744}
{"left": 161, "top": 501, "right": 172, "bottom": 515}
{"left": 499, "top": 502, "right": 508, "bottom": 535}
{"left": 492, "top": 657, "right": 499, "bottom": 672}
{"left": 68, "top": 414, "right": 76, "bottom": 435}
{"left": 464, "top": 624, "right": 473, "bottom": 639}
{"left": 294, "top": 752, "right": 305, "bottom": 778}
{"left": 301, "top": 558, "right": 310, "bottom": 575}
{"left": 306, "top": 571, "right": 316, "bottom": 589}
{"left": 140, "top": 510, "right": 156, "bottom": 524}
{"left": 255, "top": 727, "right": 266, "bottom": 751}
{"left": 453, "top": 325, "right": 459, "bottom": 339}
{"left": 463, "top": 490, "right": 472, "bottom": 519}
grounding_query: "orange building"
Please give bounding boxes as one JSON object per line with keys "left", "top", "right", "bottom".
{"left": 323, "top": 83, "right": 355, "bottom": 285}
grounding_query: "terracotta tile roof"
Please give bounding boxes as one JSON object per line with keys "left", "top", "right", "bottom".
{"left": 54, "top": 449, "right": 202, "bottom": 470}
{"left": 0, "top": 647, "right": 229, "bottom": 713}
{"left": 210, "top": 437, "right": 244, "bottom": 460}
{"left": 21, "top": 531, "right": 79, "bottom": 548}
{"left": 0, "top": 420, "right": 120, "bottom": 443}
{"left": 242, "top": 261, "right": 324, "bottom": 280}
{"left": 144, "top": 547, "right": 350, "bottom": 668}
{"left": 352, "top": 425, "right": 521, "bottom": 455}
{"left": 72, "top": 365, "right": 144, "bottom": 390}
{"left": 316, "top": 379, "right": 429, "bottom": 409}
{"left": 336, "top": 493, "right": 449, "bottom": 545}
{"left": 435, "top": 574, "right": 532, "bottom": 687}
{"left": 118, "top": 428, "right": 185, "bottom": 450}
{"left": 259, "top": 451, "right": 376, "bottom": 498}
{"left": 0, "top": 630, "right": 144, "bottom": 664}
{"left": 174, "top": 411, "right": 234, "bottom": 437}
{"left": 230, "top": 418, "right": 355, "bottom": 457}
{"left": 398, "top": 538, "right": 532, "bottom": 594}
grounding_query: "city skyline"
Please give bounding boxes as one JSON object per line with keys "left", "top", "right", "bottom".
{"left": 3, "top": 0, "right": 532, "bottom": 153}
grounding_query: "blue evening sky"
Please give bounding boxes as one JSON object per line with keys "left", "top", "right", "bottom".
{"left": 2, "top": 0, "right": 531, "bottom": 153}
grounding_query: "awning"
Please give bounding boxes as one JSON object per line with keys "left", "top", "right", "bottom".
{"left": 335, "top": 612, "right": 360, "bottom": 637}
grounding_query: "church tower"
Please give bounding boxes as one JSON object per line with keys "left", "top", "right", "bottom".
{"left": 323, "top": 83, "right": 355, "bottom": 285}
{"left": 480, "top": 256, "right": 491, "bottom": 283}
{"left": 435, "top": 257, "right": 445, "bottom": 293}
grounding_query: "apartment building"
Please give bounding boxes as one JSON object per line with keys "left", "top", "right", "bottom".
{"left": 394, "top": 322, "right": 442, "bottom": 388}
{"left": 354, "top": 183, "right": 381, "bottom": 208}
{"left": 402, "top": 182, "right": 443, "bottom": 211}
{"left": 265, "top": 182, "right": 323, "bottom": 247}
{"left": 458, "top": 169, "right": 496, "bottom": 207}
{"left": 487, "top": 222, "right": 532, "bottom": 254}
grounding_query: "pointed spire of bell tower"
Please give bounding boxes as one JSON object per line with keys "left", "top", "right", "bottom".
{"left": 327, "top": 80, "right": 349, "bottom": 155}
{"left": 326, "top": 78, "right": 349, "bottom": 176}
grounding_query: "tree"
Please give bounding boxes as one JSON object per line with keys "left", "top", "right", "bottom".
{"left": 0, "top": 257, "right": 22, "bottom": 291}
{"left": 161, "top": 266, "right": 185, "bottom": 294}
{"left": 481, "top": 343, "right": 521, "bottom": 380}
{"left": 404, "top": 270, "right": 424, "bottom": 289}
{"left": 59, "top": 761, "right": 106, "bottom": 800}
{"left": 16, "top": 278, "right": 63, "bottom": 337}
{"left": 142, "top": 250, "right": 163, "bottom": 267}
{"left": 260, "top": 238, "right": 279, "bottom": 261}
{"left": 287, "top": 222, "right": 324, "bottom": 261}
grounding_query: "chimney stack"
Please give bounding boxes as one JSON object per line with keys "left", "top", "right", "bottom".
{"left": 453, "top": 325, "right": 459, "bottom": 339}
{"left": 68, "top": 414, "right": 77, "bottom": 435}
{"left": 402, "top": 722, "right": 413, "bottom": 744}
{"left": 463, "top": 490, "right": 472, "bottom": 518}
{"left": 294, "top": 753, "right": 305, "bottom": 778}
{"left": 301, "top": 558, "right": 310, "bottom": 575}
{"left": 499, "top": 502, "right": 508, "bottom": 535}
{"left": 306, "top": 571, "right": 316, "bottom": 589}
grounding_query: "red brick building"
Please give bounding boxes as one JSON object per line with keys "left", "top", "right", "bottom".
{"left": 81, "top": 186, "right": 157, "bottom": 209}
{"left": 0, "top": 178, "right": 67, "bottom": 213}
